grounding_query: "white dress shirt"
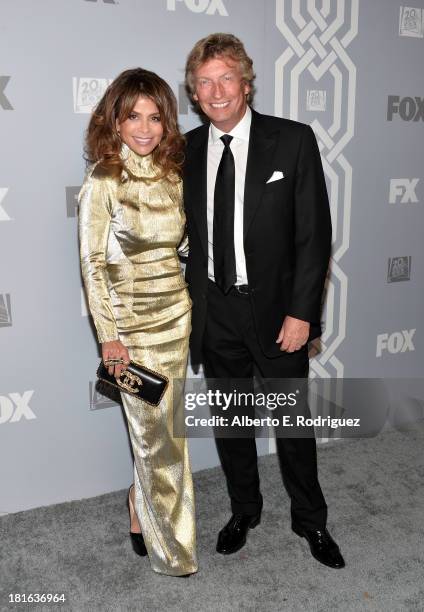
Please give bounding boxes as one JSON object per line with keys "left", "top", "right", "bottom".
{"left": 207, "top": 106, "right": 252, "bottom": 285}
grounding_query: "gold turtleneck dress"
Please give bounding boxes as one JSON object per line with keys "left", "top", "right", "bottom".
{"left": 78, "top": 145, "right": 197, "bottom": 576}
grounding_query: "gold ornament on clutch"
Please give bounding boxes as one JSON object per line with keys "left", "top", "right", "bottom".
{"left": 117, "top": 370, "right": 143, "bottom": 394}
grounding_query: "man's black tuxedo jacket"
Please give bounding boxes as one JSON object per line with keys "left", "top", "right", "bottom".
{"left": 183, "top": 109, "right": 332, "bottom": 365}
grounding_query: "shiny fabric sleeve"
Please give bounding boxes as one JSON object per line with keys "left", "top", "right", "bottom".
{"left": 78, "top": 167, "right": 119, "bottom": 344}
{"left": 176, "top": 180, "right": 189, "bottom": 257}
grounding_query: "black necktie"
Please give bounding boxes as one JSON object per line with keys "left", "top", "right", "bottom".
{"left": 213, "top": 134, "right": 236, "bottom": 293}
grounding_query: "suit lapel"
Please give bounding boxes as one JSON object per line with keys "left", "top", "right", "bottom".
{"left": 186, "top": 125, "right": 209, "bottom": 259}
{"left": 186, "top": 111, "right": 278, "bottom": 255}
{"left": 243, "top": 110, "right": 279, "bottom": 240}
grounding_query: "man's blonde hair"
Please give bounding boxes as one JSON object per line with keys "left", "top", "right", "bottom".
{"left": 185, "top": 33, "right": 255, "bottom": 104}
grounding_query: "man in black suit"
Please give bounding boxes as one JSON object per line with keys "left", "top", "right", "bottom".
{"left": 183, "top": 33, "right": 344, "bottom": 569}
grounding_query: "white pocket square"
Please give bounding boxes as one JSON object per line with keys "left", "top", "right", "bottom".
{"left": 266, "top": 170, "right": 285, "bottom": 183}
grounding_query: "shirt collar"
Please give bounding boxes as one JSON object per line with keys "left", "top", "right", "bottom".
{"left": 209, "top": 106, "right": 252, "bottom": 145}
{"left": 119, "top": 142, "right": 158, "bottom": 181}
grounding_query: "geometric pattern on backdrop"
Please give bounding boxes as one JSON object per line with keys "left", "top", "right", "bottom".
{"left": 274, "top": 0, "right": 359, "bottom": 378}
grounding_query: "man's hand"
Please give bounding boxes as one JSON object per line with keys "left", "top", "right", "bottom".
{"left": 276, "top": 316, "right": 310, "bottom": 353}
{"left": 102, "top": 340, "right": 130, "bottom": 378}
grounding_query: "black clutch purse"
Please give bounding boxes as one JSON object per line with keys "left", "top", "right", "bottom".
{"left": 96, "top": 360, "right": 168, "bottom": 406}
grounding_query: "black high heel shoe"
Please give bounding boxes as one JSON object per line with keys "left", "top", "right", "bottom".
{"left": 128, "top": 485, "right": 148, "bottom": 557}
{"left": 130, "top": 531, "right": 148, "bottom": 557}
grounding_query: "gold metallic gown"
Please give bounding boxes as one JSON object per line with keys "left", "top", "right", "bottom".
{"left": 78, "top": 144, "right": 197, "bottom": 576}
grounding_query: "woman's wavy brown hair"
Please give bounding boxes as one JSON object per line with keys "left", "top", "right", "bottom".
{"left": 85, "top": 68, "right": 184, "bottom": 179}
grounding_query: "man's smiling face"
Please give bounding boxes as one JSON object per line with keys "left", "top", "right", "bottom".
{"left": 193, "top": 55, "right": 250, "bottom": 132}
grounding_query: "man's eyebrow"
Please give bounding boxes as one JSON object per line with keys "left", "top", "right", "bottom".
{"left": 197, "top": 71, "right": 235, "bottom": 79}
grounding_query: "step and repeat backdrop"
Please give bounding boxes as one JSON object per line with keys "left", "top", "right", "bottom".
{"left": 1, "top": 0, "right": 423, "bottom": 512}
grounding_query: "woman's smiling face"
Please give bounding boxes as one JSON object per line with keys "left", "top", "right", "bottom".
{"left": 116, "top": 95, "right": 163, "bottom": 156}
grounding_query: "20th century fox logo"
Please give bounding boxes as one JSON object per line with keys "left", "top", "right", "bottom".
{"left": 387, "top": 257, "right": 411, "bottom": 283}
{"left": 0, "top": 294, "right": 12, "bottom": 327}
{"left": 73, "top": 78, "right": 112, "bottom": 114}
{"left": 306, "top": 90, "right": 326, "bottom": 112}
{"left": 399, "top": 7, "right": 424, "bottom": 38}
{"left": 89, "top": 382, "right": 120, "bottom": 410}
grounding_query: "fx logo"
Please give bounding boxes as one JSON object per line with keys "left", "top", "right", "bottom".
{"left": 389, "top": 178, "right": 419, "bottom": 204}
{"left": 0, "top": 188, "right": 11, "bottom": 221}
{"left": 0, "top": 391, "right": 36, "bottom": 425}
{"left": 0, "top": 294, "right": 12, "bottom": 327}
{"left": 166, "top": 0, "right": 228, "bottom": 16}
{"left": 376, "top": 329, "right": 416, "bottom": 357}
{"left": 0, "top": 76, "right": 13, "bottom": 110}
{"left": 387, "top": 96, "right": 424, "bottom": 121}
{"left": 66, "top": 186, "right": 81, "bottom": 217}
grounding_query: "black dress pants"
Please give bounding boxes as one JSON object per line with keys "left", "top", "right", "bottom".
{"left": 202, "top": 279, "right": 328, "bottom": 530}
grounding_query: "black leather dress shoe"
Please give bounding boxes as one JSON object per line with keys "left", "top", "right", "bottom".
{"left": 292, "top": 525, "right": 345, "bottom": 569}
{"left": 216, "top": 513, "right": 261, "bottom": 555}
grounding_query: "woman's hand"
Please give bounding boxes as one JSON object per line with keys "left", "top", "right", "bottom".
{"left": 102, "top": 340, "right": 130, "bottom": 379}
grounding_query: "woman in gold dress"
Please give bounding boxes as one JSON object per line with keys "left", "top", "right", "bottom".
{"left": 78, "top": 68, "right": 197, "bottom": 576}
